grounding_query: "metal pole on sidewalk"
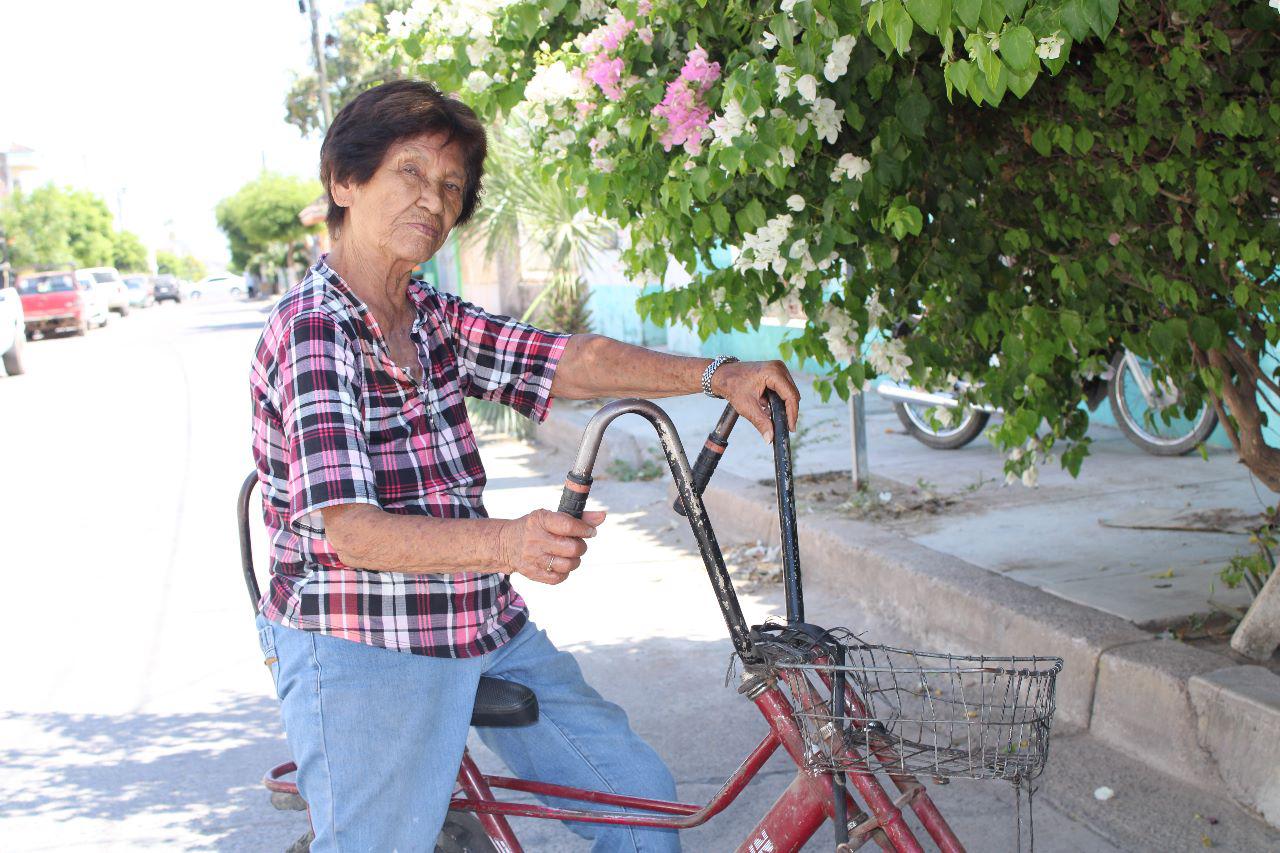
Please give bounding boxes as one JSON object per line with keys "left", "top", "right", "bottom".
{"left": 849, "top": 384, "right": 868, "bottom": 492}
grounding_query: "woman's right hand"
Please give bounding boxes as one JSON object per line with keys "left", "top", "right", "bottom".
{"left": 498, "top": 509, "right": 607, "bottom": 585}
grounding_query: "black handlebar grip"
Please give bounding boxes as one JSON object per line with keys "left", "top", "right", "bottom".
{"left": 556, "top": 472, "right": 593, "bottom": 520}
{"left": 673, "top": 436, "right": 727, "bottom": 516}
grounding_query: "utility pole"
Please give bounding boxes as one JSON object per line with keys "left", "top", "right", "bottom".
{"left": 301, "top": 0, "right": 333, "bottom": 131}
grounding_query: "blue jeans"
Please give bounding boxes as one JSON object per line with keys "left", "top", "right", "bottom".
{"left": 258, "top": 614, "right": 681, "bottom": 852}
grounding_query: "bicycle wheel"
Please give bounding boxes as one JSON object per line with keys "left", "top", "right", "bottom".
{"left": 1107, "top": 350, "right": 1218, "bottom": 456}
{"left": 894, "top": 401, "right": 990, "bottom": 450}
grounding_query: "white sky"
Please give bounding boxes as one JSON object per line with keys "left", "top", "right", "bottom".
{"left": 0, "top": 0, "right": 338, "bottom": 270}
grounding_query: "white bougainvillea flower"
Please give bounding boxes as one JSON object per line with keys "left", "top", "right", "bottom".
{"left": 831, "top": 152, "right": 871, "bottom": 181}
{"left": 786, "top": 194, "right": 806, "bottom": 211}
{"left": 867, "top": 338, "right": 913, "bottom": 382}
{"left": 780, "top": 0, "right": 799, "bottom": 12}
{"left": 465, "top": 70, "right": 490, "bottom": 92}
{"left": 733, "top": 213, "right": 795, "bottom": 275}
{"left": 796, "top": 73, "right": 819, "bottom": 103}
{"left": 1036, "top": 32, "right": 1065, "bottom": 60}
{"left": 809, "top": 97, "right": 841, "bottom": 144}
{"left": 761, "top": 30, "right": 778, "bottom": 50}
{"left": 779, "top": 145, "right": 797, "bottom": 168}
{"left": 823, "top": 34, "right": 857, "bottom": 82}
{"left": 385, "top": 10, "right": 410, "bottom": 39}
{"left": 524, "top": 60, "right": 591, "bottom": 104}
{"left": 1271, "top": 0, "right": 1279, "bottom": 11}
{"left": 1021, "top": 465, "right": 1039, "bottom": 488}
{"left": 774, "top": 65, "right": 795, "bottom": 99}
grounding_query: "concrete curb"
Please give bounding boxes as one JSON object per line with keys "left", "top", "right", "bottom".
{"left": 531, "top": 409, "right": 1280, "bottom": 829}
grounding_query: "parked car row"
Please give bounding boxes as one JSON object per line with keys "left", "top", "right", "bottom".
{"left": 11, "top": 266, "right": 248, "bottom": 342}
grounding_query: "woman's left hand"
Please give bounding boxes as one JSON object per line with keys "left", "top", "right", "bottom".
{"left": 710, "top": 359, "right": 802, "bottom": 443}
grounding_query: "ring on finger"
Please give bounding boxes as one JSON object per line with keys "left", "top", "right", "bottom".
{"left": 545, "top": 555, "right": 555, "bottom": 574}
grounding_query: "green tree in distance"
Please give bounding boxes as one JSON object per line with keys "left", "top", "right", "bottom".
{"left": 216, "top": 172, "right": 323, "bottom": 290}
{"left": 0, "top": 184, "right": 119, "bottom": 270}
{"left": 155, "top": 249, "right": 206, "bottom": 282}
{"left": 285, "top": 1, "right": 403, "bottom": 136}
{"left": 111, "top": 230, "right": 149, "bottom": 272}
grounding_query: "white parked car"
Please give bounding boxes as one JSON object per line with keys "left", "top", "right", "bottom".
{"left": 0, "top": 270, "right": 26, "bottom": 375}
{"left": 77, "top": 266, "right": 131, "bottom": 316}
{"left": 73, "top": 272, "right": 114, "bottom": 328}
{"left": 190, "top": 274, "right": 247, "bottom": 299}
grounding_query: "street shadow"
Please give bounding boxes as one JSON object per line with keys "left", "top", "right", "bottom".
{"left": 0, "top": 694, "right": 307, "bottom": 850}
{"left": 186, "top": 321, "right": 269, "bottom": 336}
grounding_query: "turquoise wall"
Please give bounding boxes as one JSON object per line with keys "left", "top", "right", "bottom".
{"left": 587, "top": 284, "right": 668, "bottom": 347}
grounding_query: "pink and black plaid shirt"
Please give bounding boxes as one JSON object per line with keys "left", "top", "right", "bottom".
{"left": 249, "top": 259, "right": 569, "bottom": 657}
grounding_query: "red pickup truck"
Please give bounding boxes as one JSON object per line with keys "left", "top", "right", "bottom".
{"left": 17, "top": 271, "right": 91, "bottom": 336}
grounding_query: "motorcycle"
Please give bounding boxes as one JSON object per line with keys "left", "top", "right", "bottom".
{"left": 876, "top": 349, "right": 1219, "bottom": 456}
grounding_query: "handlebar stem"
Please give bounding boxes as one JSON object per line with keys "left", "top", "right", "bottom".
{"left": 562, "top": 399, "right": 754, "bottom": 659}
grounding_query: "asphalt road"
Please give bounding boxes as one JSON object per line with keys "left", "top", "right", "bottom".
{"left": 1, "top": 297, "right": 1274, "bottom": 852}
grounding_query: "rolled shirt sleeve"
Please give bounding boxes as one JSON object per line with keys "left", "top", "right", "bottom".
{"left": 438, "top": 293, "right": 571, "bottom": 422}
{"left": 277, "top": 311, "right": 381, "bottom": 537}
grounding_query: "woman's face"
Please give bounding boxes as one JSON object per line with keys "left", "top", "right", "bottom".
{"left": 332, "top": 132, "right": 468, "bottom": 268}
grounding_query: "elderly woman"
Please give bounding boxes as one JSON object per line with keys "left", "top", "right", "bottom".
{"left": 250, "top": 80, "right": 800, "bottom": 852}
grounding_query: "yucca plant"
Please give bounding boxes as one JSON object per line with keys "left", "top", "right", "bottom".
{"left": 462, "top": 113, "right": 615, "bottom": 328}
{"left": 462, "top": 114, "right": 614, "bottom": 438}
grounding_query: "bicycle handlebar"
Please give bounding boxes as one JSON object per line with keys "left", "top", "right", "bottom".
{"left": 672, "top": 403, "right": 739, "bottom": 516}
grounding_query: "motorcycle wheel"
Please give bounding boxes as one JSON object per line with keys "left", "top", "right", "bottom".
{"left": 894, "top": 401, "right": 990, "bottom": 450}
{"left": 1107, "top": 350, "right": 1218, "bottom": 456}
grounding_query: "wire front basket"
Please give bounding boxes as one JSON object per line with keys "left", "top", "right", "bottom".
{"left": 755, "top": 626, "right": 1063, "bottom": 783}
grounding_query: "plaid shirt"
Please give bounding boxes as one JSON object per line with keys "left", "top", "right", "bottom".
{"left": 250, "top": 259, "right": 569, "bottom": 657}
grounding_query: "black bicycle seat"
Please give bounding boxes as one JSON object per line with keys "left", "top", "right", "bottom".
{"left": 472, "top": 676, "right": 539, "bottom": 727}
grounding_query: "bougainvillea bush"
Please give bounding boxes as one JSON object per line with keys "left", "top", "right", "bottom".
{"left": 377, "top": 0, "right": 1280, "bottom": 488}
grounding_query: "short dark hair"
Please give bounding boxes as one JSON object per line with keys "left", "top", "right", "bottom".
{"left": 319, "top": 80, "right": 487, "bottom": 236}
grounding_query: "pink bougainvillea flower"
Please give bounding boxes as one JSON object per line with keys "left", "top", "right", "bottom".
{"left": 587, "top": 54, "right": 626, "bottom": 100}
{"left": 651, "top": 45, "right": 722, "bottom": 156}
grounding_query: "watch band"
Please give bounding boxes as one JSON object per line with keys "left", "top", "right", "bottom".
{"left": 701, "top": 355, "right": 739, "bottom": 398}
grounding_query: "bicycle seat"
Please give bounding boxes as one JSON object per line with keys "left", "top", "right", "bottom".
{"left": 472, "top": 676, "right": 538, "bottom": 727}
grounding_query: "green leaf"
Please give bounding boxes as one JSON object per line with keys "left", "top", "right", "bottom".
{"left": 1233, "top": 282, "right": 1251, "bottom": 308}
{"left": 1190, "top": 315, "right": 1219, "bottom": 350}
{"left": 1030, "top": 125, "right": 1052, "bottom": 156}
{"left": 945, "top": 60, "right": 975, "bottom": 99}
{"left": 1074, "top": 127, "right": 1095, "bottom": 153}
{"left": 1007, "top": 63, "right": 1039, "bottom": 98}
{"left": 906, "top": 0, "right": 943, "bottom": 35}
{"left": 955, "top": 0, "right": 981, "bottom": 28}
{"left": 1096, "top": 0, "right": 1118, "bottom": 38}
{"left": 895, "top": 90, "right": 932, "bottom": 138}
{"left": 999, "top": 25, "right": 1035, "bottom": 72}
{"left": 1079, "top": 0, "right": 1105, "bottom": 40}
{"left": 710, "top": 203, "right": 731, "bottom": 234}
{"left": 743, "top": 198, "right": 767, "bottom": 230}
{"left": 975, "top": 42, "right": 1001, "bottom": 91}
{"left": 1060, "top": 0, "right": 1090, "bottom": 42}
{"left": 884, "top": 0, "right": 915, "bottom": 54}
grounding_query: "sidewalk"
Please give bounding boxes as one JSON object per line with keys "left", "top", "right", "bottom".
{"left": 533, "top": 379, "right": 1280, "bottom": 831}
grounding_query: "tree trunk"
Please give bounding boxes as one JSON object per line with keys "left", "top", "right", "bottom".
{"left": 1231, "top": 561, "right": 1280, "bottom": 661}
{"left": 495, "top": 223, "right": 523, "bottom": 317}
{"left": 1191, "top": 338, "right": 1280, "bottom": 493}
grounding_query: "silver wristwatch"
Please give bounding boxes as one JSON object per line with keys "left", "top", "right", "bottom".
{"left": 701, "top": 355, "right": 739, "bottom": 398}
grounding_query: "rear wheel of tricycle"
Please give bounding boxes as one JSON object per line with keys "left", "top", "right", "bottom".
{"left": 282, "top": 813, "right": 498, "bottom": 852}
